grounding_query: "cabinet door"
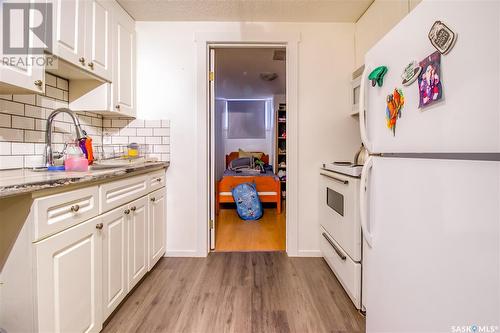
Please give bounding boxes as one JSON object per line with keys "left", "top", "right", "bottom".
{"left": 101, "top": 206, "right": 128, "bottom": 320}
{"left": 149, "top": 188, "right": 166, "bottom": 270}
{"left": 35, "top": 217, "right": 102, "bottom": 333}
{"left": 128, "top": 196, "right": 148, "bottom": 289}
{"left": 84, "top": 0, "right": 112, "bottom": 81}
{"left": 112, "top": 2, "right": 135, "bottom": 116}
{"left": 51, "top": 0, "right": 87, "bottom": 68}
{"left": 0, "top": 0, "right": 45, "bottom": 93}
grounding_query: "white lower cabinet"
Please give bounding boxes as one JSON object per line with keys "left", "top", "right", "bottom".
{"left": 127, "top": 196, "right": 149, "bottom": 290}
{"left": 35, "top": 216, "right": 103, "bottom": 333}
{"left": 102, "top": 206, "right": 128, "bottom": 319}
{"left": 149, "top": 188, "right": 166, "bottom": 270}
{"left": 0, "top": 170, "right": 166, "bottom": 332}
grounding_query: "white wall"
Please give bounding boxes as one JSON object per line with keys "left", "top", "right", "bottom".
{"left": 354, "top": 0, "right": 422, "bottom": 68}
{"left": 136, "top": 21, "right": 360, "bottom": 256}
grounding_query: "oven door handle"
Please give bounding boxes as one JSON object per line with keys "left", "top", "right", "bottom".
{"left": 322, "top": 232, "right": 347, "bottom": 261}
{"left": 320, "top": 172, "right": 349, "bottom": 185}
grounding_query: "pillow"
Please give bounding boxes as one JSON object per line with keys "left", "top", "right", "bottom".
{"left": 238, "top": 149, "right": 263, "bottom": 160}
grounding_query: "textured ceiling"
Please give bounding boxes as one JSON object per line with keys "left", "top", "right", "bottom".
{"left": 215, "top": 48, "right": 286, "bottom": 99}
{"left": 117, "top": 0, "right": 373, "bottom": 22}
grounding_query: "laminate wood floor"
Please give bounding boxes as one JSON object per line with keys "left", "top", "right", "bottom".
{"left": 215, "top": 206, "right": 286, "bottom": 251}
{"left": 102, "top": 252, "right": 365, "bottom": 333}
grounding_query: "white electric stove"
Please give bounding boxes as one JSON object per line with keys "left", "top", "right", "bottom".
{"left": 322, "top": 162, "right": 363, "bottom": 177}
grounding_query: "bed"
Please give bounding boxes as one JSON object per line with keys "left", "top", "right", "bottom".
{"left": 216, "top": 152, "right": 281, "bottom": 214}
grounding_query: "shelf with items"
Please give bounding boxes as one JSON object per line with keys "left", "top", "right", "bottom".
{"left": 276, "top": 103, "right": 287, "bottom": 201}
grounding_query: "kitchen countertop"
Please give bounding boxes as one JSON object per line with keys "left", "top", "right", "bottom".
{"left": 0, "top": 161, "right": 169, "bottom": 199}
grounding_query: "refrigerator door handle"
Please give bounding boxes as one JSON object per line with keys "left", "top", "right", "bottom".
{"left": 360, "top": 156, "right": 374, "bottom": 248}
{"left": 358, "top": 64, "right": 371, "bottom": 152}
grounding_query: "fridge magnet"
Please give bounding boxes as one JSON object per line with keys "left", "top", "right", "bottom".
{"left": 418, "top": 51, "right": 443, "bottom": 108}
{"left": 428, "top": 20, "right": 457, "bottom": 54}
{"left": 368, "top": 66, "right": 388, "bottom": 87}
{"left": 386, "top": 88, "right": 405, "bottom": 136}
{"left": 401, "top": 61, "right": 421, "bottom": 86}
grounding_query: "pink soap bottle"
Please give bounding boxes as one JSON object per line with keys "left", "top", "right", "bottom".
{"left": 64, "top": 142, "right": 89, "bottom": 171}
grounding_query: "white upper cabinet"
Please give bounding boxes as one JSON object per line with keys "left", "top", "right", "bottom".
{"left": 112, "top": 2, "right": 136, "bottom": 117}
{"left": 84, "top": 0, "right": 113, "bottom": 81}
{"left": 51, "top": 0, "right": 87, "bottom": 69}
{"left": 0, "top": 0, "right": 45, "bottom": 93}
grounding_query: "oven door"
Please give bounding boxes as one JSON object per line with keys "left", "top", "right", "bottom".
{"left": 319, "top": 169, "right": 361, "bottom": 261}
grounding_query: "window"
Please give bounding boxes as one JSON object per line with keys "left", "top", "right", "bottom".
{"left": 226, "top": 100, "right": 266, "bottom": 139}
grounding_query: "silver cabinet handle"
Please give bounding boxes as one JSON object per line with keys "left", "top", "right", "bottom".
{"left": 88, "top": 62, "right": 94, "bottom": 70}
{"left": 322, "top": 232, "right": 347, "bottom": 261}
{"left": 70, "top": 204, "right": 80, "bottom": 212}
{"left": 34, "top": 80, "right": 43, "bottom": 87}
{"left": 130, "top": 206, "right": 136, "bottom": 212}
{"left": 79, "top": 57, "right": 85, "bottom": 64}
{"left": 96, "top": 223, "right": 103, "bottom": 230}
{"left": 320, "top": 171, "right": 349, "bottom": 185}
{"left": 124, "top": 209, "right": 130, "bottom": 215}
{"left": 115, "top": 104, "right": 121, "bottom": 109}
{"left": 150, "top": 197, "right": 156, "bottom": 202}
{"left": 156, "top": 178, "right": 161, "bottom": 182}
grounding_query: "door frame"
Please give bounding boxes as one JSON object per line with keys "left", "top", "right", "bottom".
{"left": 195, "top": 31, "right": 300, "bottom": 256}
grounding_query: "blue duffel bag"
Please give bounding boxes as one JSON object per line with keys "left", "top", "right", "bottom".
{"left": 231, "top": 182, "right": 263, "bottom": 220}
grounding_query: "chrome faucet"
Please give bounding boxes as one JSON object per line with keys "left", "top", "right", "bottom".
{"left": 44, "top": 108, "right": 86, "bottom": 167}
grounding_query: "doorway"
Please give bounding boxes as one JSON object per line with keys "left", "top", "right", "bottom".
{"left": 209, "top": 46, "right": 287, "bottom": 252}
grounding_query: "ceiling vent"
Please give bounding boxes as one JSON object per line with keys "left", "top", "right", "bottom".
{"left": 273, "top": 49, "right": 286, "bottom": 61}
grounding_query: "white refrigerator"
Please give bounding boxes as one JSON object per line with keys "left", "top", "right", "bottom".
{"left": 359, "top": 1, "right": 500, "bottom": 332}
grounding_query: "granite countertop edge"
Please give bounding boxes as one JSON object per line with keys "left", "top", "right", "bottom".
{"left": 0, "top": 161, "right": 169, "bottom": 199}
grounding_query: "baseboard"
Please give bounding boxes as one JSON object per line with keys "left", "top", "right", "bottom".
{"left": 165, "top": 250, "right": 206, "bottom": 257}
{"left": 296, "top": 250, "right": 322, "bottom": 257}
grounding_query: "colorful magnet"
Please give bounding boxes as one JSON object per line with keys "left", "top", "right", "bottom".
{"left": 368, "top": 66, "right": 388, "bottom": 87}
{"left": 401, "top": 61, "right": 422, "bottom": 86}
{"left": 386, "top": 88, "right": 405, "bottom": 136}
{"left": 418, "top": 51, "right": 443, "bottom": 108}
{"left": 428, "top": 20, "right": 457, "bottom": 54}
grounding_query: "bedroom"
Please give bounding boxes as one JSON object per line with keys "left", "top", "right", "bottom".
{"left": 211, "top": 47, "right": 286, "bottom": 251}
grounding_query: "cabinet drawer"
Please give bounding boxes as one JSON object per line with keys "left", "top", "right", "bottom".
{"left": 148, "top": 170, "right": 166, "bottom": 192}
{"left": 99, "top": 175, "right": 148, "bottom": 213}
{"left": 320, "top": 227, "right": 361, "bottom": 309}
{"left": 33, "top": 186, "right": 99, "bottom": 241}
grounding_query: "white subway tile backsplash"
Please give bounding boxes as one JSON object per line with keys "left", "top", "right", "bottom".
{"left": 153, "top": 128, "right": 169, "bottom": 136}
{"left": 0, "top": 114, "right": 11, "bottom": 127}
{"left": 25, "top": 105, "right": 44, "bottom": 118}
{"left": 145, "top": 137, "right": 161, "bottom": 144}
{"left": 0, "top": 100, "right": 24, "bottom": 116}
{"left": 111, "top": 136, "right": 129, "bottom": 144}
{"left": 0, "top": 156, "right": 24, "bottom": 169}
{"left": 0, "top": 128, "right": 24, "bottom": 142}
{"left": 12, "top": 116, "right": 35, "bottom": 130}
{"left": 145, "top": 120, "right": 161, "bottom": 128}
{"left": 56, "top": 77, "right": 69, "bottom": 90}
{"left": 45, "top": 86, "right": 65, "bottom": 100}
{"left": 12, "top": 143, "right": 35, "bottom": 155}
{"left": 0, "top": 73, "right": 170, "bottom": 169}
{"left": 112, "top": 119, "right": 129, "bottom": 128}
{"left": 128, "top": 119, "right": 145, "bottom": 128}
{"left": 136, "top": 128, "right": 152, "bottom": 136}
{"left": 45, "top": 73, "right": 57, "bottom": 87}
{"left": 0, "top": 142, "right": 11, "bottom": 155}
{"left": 13, "top": 94, "right": 36, "bottom": 105}
{"left": 24, "top": 130, "right": 45, "bottom": 143}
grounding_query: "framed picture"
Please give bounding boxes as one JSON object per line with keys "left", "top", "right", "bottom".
{"left": 418, "top": 51, "right": 443, "bottom": 108}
